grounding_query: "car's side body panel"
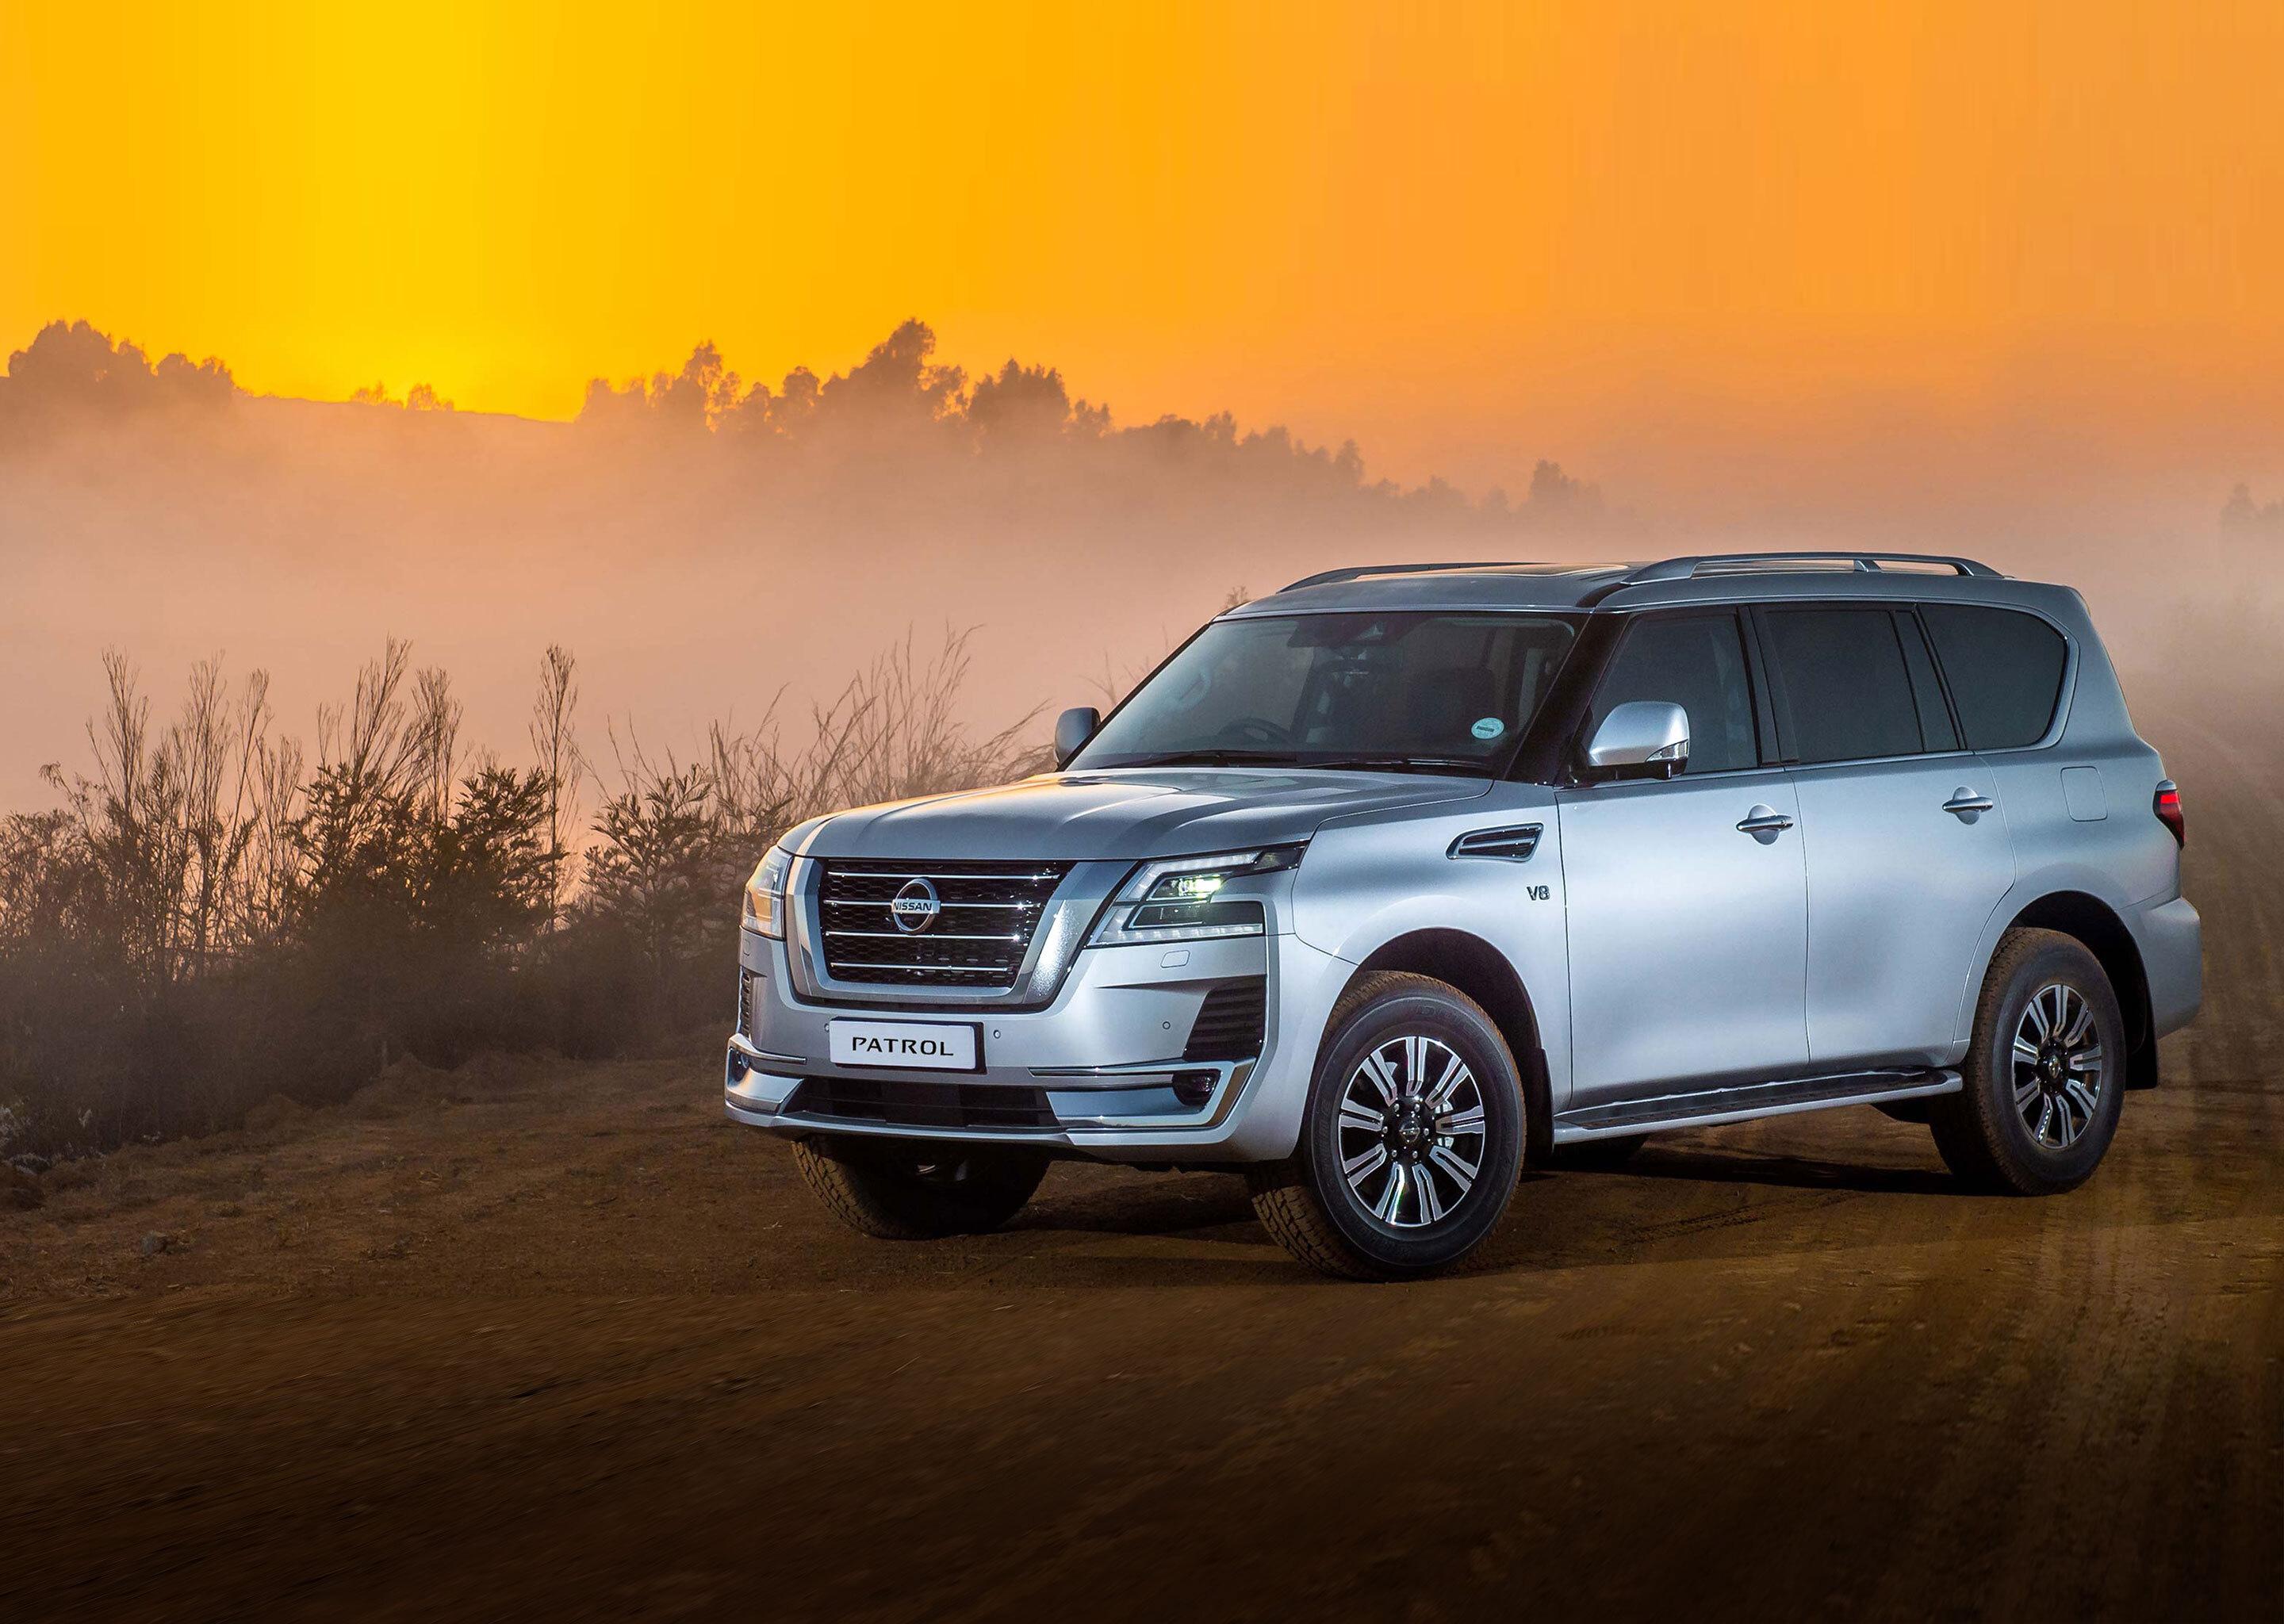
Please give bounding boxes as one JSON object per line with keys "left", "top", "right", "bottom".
{"left": 1555, "top": 769, "right": 1809, "bottom": 1102}
{"left": 1939, "top": 589, "right": 2199, "bottom": 1054}
{"left": 1291, "top": 781, "right": 1574, "bottom": 1114}
{"left": 1789, "top": 751, "right": 2017, "bottom": 1069}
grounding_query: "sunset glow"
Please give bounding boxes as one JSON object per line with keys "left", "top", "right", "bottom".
{"left": 7, "top": 2, "right": 2284, "bottom": 492}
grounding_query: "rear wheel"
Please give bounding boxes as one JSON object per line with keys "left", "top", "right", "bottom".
{"left": 1249, "top": 972, "right": 1525, "bottom": 1280}
{"left": 791, "top": 1135, "right": 1049, "bottom": 1239}
{"left": 1930, "top": 929, "right": 2125, "bottom": 1195}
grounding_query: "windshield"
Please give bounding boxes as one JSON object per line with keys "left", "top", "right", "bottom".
{"left": 1072, "top": 611, "right": 1581, "bottom": 775}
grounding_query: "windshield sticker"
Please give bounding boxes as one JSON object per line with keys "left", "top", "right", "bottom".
{"left": 1470, "top": 717, "right": 1504, "bottom": 740}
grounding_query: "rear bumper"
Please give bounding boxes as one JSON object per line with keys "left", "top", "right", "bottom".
{"left": 723, "top": 927, "right": 1350, "bottom": 1162}
{"left": 2136, "top": 893, "right": 2202, "bottom": 1037}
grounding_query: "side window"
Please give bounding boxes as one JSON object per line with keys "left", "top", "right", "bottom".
{"left": 1921, "top": 603, "right": 2068, "bottom": 750}
{"left": 1586, "top": 612, "right": 1759, "bottom": 775}
{"left": 1894, "top": 611, "right": 1960, "bottom": 753}
{"left": 1759, "top": 607, "right": 1925, "bottom": 764}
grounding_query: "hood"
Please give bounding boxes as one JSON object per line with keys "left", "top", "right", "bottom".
{"left": 787, "top": 768, "right": 1493, "bottom": 863}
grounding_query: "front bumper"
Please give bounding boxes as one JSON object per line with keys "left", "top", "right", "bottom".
{"left": 723, "top": 926, "right": 1350, "bottom": 1162}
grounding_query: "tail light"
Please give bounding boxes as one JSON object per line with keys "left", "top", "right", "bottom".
{"left": 2153, "top": 779, "right": 2185, "bottom": 848}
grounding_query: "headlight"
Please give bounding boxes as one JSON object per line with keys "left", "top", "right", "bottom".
{"left": 742, "top": 846, "right": 793, "bottom": 939}
{"left": 1089, "top": 845, "right": 1304, "bottom": 946}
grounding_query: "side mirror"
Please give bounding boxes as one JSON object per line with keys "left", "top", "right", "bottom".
{"left": 1583, "top": 701, "right": 1690, "bottom": 781}
{"left": 1054, "top": 706, "right": 1101, "bottom": 768}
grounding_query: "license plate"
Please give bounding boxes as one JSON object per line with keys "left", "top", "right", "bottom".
{"left": 827, "top": 1019, "right": 982, "bottom": 1071}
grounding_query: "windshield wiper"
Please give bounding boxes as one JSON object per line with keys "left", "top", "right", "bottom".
{"left": 1295, "top": 756, "right": 1492, "bottom": 776}
{"left": 1113, "top": 749, "right": 1303, "bottom": 768}
{"left": 1107, "top": 750, "right": 1491, "bottom": 776}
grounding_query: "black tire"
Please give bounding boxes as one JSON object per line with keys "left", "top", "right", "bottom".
{"left": 1550, "top": 1133, "right": 1648, "bottom": 1170}
{"left": 1930, "top": 929, "right": 2126, "bottom": 1196}
{"left": 791, "top": 1135, "right": 1049, "bottom": 1239}
{"left": 1248, "top": 971, "right": 1526, "bottom": 1280}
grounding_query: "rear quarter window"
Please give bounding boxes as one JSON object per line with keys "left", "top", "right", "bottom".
{"left": 1921, "top": 604, "right": 2069, "bottom": 750}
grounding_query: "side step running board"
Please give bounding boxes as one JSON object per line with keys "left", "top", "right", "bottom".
{"left": 1551, "top": 1067, "right": 1962, "bottom": 1142}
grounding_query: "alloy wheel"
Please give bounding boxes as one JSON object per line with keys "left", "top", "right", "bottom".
{"left": 1336, "top": 1033, "right": 1488, "bottom": 1228}
{"left": 2011, "top": 982, "right": 2106, "bottom": 1151}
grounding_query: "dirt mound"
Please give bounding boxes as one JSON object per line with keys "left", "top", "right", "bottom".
{"left": 241, "top": 1094, "right": 311, "bottom": 1135}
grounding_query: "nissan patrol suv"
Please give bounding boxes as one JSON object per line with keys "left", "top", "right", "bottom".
{"left": 726, "top": 553, "right": 2202, "bottom": 1278}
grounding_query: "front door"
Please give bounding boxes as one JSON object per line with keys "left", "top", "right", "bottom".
{"left": 1556, "top": 611, "right": 1810, "bottom": 1107}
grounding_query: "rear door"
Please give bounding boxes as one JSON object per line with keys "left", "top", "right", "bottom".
{"left": 1753, "top": 603, "right": 2018, "bottom": 1070}
{"left": 1556, "top": 610, "right": 1810, "bottom": 1105}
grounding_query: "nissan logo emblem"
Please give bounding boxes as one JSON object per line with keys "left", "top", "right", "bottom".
{"left": 889, "top": 878, "right": 941, "bottom": 933}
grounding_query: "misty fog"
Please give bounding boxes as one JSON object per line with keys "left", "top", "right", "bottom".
{"left": 2, "top": 316, "right": 2278, "bottom": 810}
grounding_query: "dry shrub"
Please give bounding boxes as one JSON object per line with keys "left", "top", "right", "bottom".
{"left": 0, "top": 627, "right": 1041, "bottom": 1158}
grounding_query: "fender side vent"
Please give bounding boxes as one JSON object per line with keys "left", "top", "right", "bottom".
{"left": 1447, "top": 824, "right": 1542, "bottom": 862}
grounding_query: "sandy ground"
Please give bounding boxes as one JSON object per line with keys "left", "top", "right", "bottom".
{"left": 2, "top": 700, "right": 2278, "bottom": 1622}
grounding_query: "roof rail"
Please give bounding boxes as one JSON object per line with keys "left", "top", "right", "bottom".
{"left": 1615, "top": 551, "right": 2002, "bottom": 585}
{"left": 1281, "top": 560, "right": 1546, "bottom": 592}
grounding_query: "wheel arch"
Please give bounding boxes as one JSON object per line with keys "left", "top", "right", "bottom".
{"left": 2002, "top": 891, "right": 2158, "bottom": 1090}
{"left": 1340, "top": 929, "right": 1554, "bottom": 1165}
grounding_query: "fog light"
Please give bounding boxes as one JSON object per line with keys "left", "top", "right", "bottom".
{"left": 1171, "top": 1070, "right": 1217, "bottom": 1109}
{"left": 727, "top": 1048, "right": 750, "bottom": 1082}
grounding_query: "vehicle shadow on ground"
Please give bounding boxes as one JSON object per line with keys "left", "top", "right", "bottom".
{"left": 1615, "top": 1146, "right": 1961, "bottom": 1197}
{"left": 1018, "top": 1170, "right": 1258, "bottom": 1240}
{"left": 1016, "top": 1149, "right": 1960, "bottom": 1243}
{"left": 993, "top": 1152, "right": 1951, "bottom": 1287}
{"left": 992, "top": 1120, "right": 2162, "bottom": 1287}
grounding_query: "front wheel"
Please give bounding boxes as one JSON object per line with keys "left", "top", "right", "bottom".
{"left": 791, "top": 1136, "right": 1049, "bottom": 1239}
{"left": 1249, "top": 972, "right": 1526, "bottom": 1280}
{"left": 1929, "top": 929, "right": 2125, "bottom": 1195}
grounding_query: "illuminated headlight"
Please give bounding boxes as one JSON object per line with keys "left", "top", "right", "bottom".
{"left": 742, "top": 846, "right": 793, "bottom": 939}
{"left": 1090, "top": 845, "right": 1304, "bottom": 945}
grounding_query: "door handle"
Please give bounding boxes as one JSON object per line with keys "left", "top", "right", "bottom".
{"left": 1943, "top": 789, "right": 1995, "bottom": 817}
{"left": 1736, "top": 807, "right": 1795, "bottom": 836}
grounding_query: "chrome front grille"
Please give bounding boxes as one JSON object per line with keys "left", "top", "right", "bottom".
{"left": 816, "top": 860, "right": 1071, "bottom": 989}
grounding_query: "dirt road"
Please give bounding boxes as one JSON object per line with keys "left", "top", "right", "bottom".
{"left": 3, "top": 700, "right": 2278, "bottom": 1622}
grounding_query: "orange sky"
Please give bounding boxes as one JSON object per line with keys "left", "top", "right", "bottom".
{"left": 6, "top": 2, "right": 2284, "bottom": 496}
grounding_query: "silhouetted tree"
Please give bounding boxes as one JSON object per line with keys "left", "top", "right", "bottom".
{"left": 0, "top": 320, "right": 234, "bottom": 427}
{"left": 2222, "top": 483, "right": 2282, "bottom": 534}
{"left": 528, "top": 645, "right": 582, "bottom": 926}
{"left": 969, "top": 359, "right": 1076, "bottom": 446}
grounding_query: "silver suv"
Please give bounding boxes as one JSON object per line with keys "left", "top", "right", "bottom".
{"left": 727, "top": 553, "right": 2202, "bottom": 1277}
